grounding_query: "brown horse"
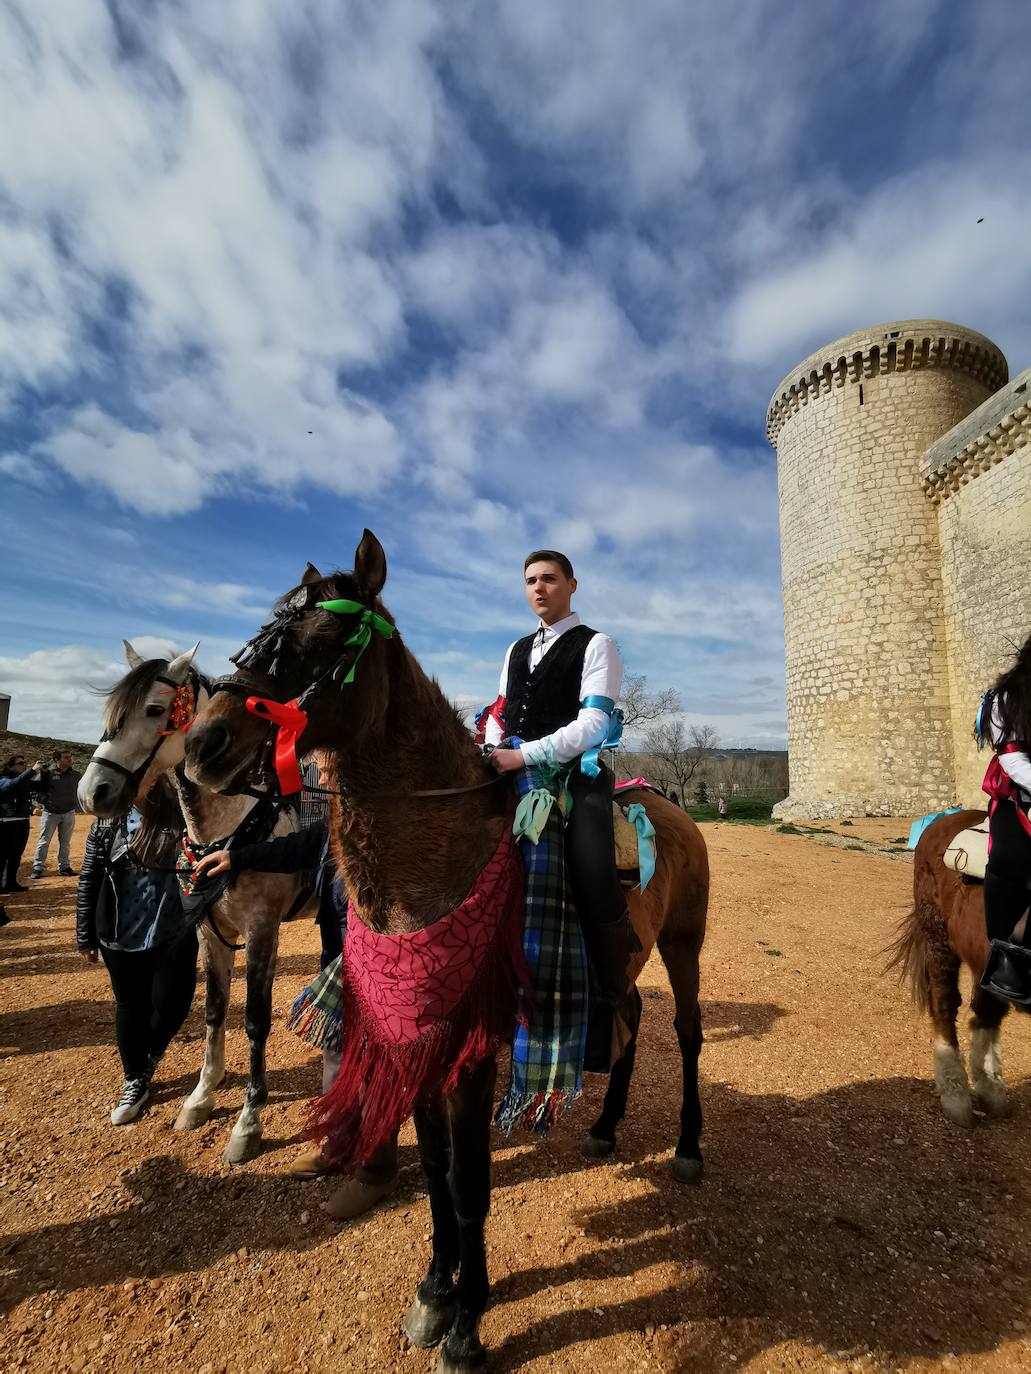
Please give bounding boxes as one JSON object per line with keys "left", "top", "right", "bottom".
{"left": 888, "top": 808, "right": 1014, "bottom": 1127}
{"left": 184, "top": 530, "right": 709, "bottom": 1373}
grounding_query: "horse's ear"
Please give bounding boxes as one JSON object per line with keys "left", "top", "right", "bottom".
{"left": 354, "top": 529, "right": 387, "bottom": 601}
{"left": 300, "top": 562, "right": 322, "bottom": 586}
{"left": 166, "top": 643, "right": 199, "bottom": 682}
{"left": 123, "top": 639, "right": 144, "bottom": 670}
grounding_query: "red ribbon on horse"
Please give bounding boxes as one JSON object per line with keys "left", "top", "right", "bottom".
{"left": 245, "top": 695, "right": 308, "bottom": 794}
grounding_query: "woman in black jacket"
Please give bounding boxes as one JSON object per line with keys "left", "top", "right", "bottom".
{"left": 77, "top": 780, "right": 198, "bottom": 1124}
{"left": 0, "top": 753, "right": 45, "bottom": 892}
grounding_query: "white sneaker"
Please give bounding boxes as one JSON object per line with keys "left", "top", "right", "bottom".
{"left": 110, "top": 1077, "right": 149, "bottom": 1125}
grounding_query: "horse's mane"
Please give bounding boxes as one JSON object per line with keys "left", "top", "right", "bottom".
{"left": 102, "top": 658, "right": 211, "bottom": 738}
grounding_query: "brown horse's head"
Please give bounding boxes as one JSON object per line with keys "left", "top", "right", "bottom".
{"left": 184, "top": 530, "right": 394, "bottom": 794}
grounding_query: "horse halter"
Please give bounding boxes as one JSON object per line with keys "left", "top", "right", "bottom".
{"left": 93, "top": 672, "right": 198, "bottom": 788}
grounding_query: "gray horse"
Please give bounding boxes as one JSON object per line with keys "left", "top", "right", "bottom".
{"left": 78, "top": 642, "right": 307, "bottom": 1164}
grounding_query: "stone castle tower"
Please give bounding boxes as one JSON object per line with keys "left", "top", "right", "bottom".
{"left": 767, "top": 318, "right": 1031, "bottom": 818}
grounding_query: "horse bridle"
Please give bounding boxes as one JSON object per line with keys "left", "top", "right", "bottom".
{"left": 212, "top": 597, "right": 507, "bottom": 804}
{"left": 92, "top": 670, "right": 199, "bottom": 789}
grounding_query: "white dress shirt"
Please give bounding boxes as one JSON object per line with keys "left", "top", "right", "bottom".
{"left": 485, "top": 612, "right": 623, "bottom": 766}
{"left": 991, "top": 695, "right": 1031, "bottom": 796}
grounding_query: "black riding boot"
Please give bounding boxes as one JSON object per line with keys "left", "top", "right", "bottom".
{"left": 981, "top": 940, "right": 1031, "bottom": 1010}
{"left": 582, "top": 912, "right": 636, "bottom": 1074}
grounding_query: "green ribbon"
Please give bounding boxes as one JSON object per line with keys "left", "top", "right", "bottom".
{"left": 512, "top": 786, "right": 556, "bottom": 845}
{"left": 315, "top": 598, "right": 395, "bottom": 683}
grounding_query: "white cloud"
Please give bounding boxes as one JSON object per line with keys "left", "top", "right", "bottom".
{"left": 0, "top": 644, "right": 133, "bottom": 742}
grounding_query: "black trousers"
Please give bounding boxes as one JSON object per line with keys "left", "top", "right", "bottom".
{"left": 100, "top": 929, "right": 199, "bottom": 1080}
{"left": 565, "top": 768, "right": 624, "bottom": 929}
{"left": 1, "top": 819, "right": 30, "bottom": 888}
{"left": 985, "top": 800, "right": 1031, "bottom": 943}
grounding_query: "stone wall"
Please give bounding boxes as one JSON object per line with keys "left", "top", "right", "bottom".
{"left": 923, "top": 365, "right": 1031, "bottom": 804}
{"left": 768, "top": 320, "right": 1007, "bottom": 818}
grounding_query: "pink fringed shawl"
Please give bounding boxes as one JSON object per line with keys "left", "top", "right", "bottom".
{"left": 306, "top": 823, "right": 527, "bottom": 1168}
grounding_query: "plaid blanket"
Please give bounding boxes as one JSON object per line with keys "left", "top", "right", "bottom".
{"left": 494, "top": 766, "right": 588, "bottom": 1135}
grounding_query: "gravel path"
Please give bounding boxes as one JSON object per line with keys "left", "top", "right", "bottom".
{"left": 2, "top": 818, "right": 1030, "bottom": 1373}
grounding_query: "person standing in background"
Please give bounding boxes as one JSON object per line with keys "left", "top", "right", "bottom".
{"left": 0, "top": 753, "right": 45, "bottom": 893}
{"left": 32, "top": 750, "right": 82, "bottom": 878}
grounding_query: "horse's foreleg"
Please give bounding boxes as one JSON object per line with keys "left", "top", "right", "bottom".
{"left": 223, "top": 925, "right": 277, "bottom": 1165}
{"left": 657, "top": 929, "right": 704, "bottom": 1184}
{"left": 403, "top": 1096, "right": 459, "bottom": 1350}
{"left": 928, "top": 944, "right": 973, "bottom": 1127}
{"left": 437, "top": 1057, "right": 496, "bottom": 1374}
{"left": 969, "top": 985, "right": 1011, "bottom": 1118}
{"left": 583, "top": 984, "right": 643, "bottom": 1158}
{"left": 175, "top": 930, "right": 233, "bottom": 1130}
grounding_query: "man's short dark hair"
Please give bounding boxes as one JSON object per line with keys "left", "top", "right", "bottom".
{"left": 524, "top": 549, "right": 574, "bottom": 580}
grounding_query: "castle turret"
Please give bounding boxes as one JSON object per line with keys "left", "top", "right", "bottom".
{"left": 767, "top": 319, "right": 1008, "bottom": 818}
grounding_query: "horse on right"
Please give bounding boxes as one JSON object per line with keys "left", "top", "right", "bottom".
{"left": 889, "top": 809, "right": 1013, "bottom": 1127}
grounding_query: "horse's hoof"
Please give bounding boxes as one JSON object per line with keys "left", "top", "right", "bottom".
{"left": 402, "top": 1297, "right": 456, "bottom": 1350}
{"left": 974, "top": 1083, "right": 1011, "bottom": 1119}
{"left": 939, "top": 1094, "right": 975, "bottom": 1129}
{"left": 173, "top": 1102, "right": 212, "bottom": 1131}
{"left": 222, "top": 1133, "right": 262, "bottom": 1165}
{"left": 671, "top": 1154, "right": 704, "bottom": 1185}
{"left": 582, "top": 1131, "right": 616, "bottom": 1159}
{"left": 439, "top": 1335, "right": 488, "bottom": 1374}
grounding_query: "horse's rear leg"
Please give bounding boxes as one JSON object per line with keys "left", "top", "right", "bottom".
{"left": 175, "top": 931, "right": 233, "bottom": 1131}
{"left": 929, "top": 948, "right": 974, "bottom": 1128}
{"left": 969, "top": 985, "right": 1011, "bottom": 1119}
{"left": 583, "top": 985, "right": 643, "bottom": 1158}
{"left": 404, "top": 1095, "right": 459, "bottom": 1350}
{"left": 657, "top": 929, "right": 704, "bottom": 1184}
{"left": 224, "top": 925, "right": 278, "bottom": 1165}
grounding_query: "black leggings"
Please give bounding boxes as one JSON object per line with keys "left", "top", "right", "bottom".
{"left": 565, "top": 768, "right": 624, "bottom": 928}
{"left": 100, "top": 929, "right": 199, "bottom": 1080}
{"left": 1, "top": 819, "right": 30, "bottom": 888}
{"left": 985, "top": 800, "right": 1031, "bottom": 943}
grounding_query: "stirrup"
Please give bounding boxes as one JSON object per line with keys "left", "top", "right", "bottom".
{"left": 980, "top": 939, "right": 1031, "bottom": 1012}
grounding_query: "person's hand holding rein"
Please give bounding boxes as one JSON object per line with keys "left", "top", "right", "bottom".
{"left": 490, "top": 748, "right": 525, "bottom": 774}
{"left": 79, "top": 949, "right": 98, "bottom": 964}
{"left": 194, "top": 849, "right": 232, "bottom": 879}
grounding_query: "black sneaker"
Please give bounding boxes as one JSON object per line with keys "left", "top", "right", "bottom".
{"left": 31, "top": 871, "right": 44, "bottom": 880}
{"left": 0, "top": 909, "right": 10, "bottom": 928}
{"left": 60, "top": 868, "right": 77, "bottom": 877}
{"left": 110, "top": 1078, "right": 150, "bottom": 1125}
{"left": 5, "top": 883, "right": 28, "bottom": 893}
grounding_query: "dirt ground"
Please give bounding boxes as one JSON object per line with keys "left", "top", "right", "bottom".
{"left": 3, "top": 816, "right": 1031, "bottom": 1374}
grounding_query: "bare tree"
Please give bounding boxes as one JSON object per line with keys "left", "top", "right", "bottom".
{"left": 619, "top": 672, "right": 681, "bottom": 732}
{"left": 642, "top": 720, "right": 720, "bottom": 803}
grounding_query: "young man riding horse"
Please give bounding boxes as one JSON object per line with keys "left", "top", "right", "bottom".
{"left": 482, "top": 549, "right": 632, "bottom": 1072}
{"left": 978, "top": 631, "right": 1031, "bottom": 1006}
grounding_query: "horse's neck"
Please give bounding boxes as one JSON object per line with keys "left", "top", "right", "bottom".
{"left": 172, "top": 767, "right": 254, "bottom": 844}
{"left": 331, "top": 648, "right": 504, "bottom": 934}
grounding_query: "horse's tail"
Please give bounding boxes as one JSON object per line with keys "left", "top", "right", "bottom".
{"left": 883, "top": 904, "right": 936, "bottom": 1014}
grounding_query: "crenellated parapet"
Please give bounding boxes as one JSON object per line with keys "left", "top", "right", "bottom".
{"left": 766, "top": 320, "right": 1008, "bottom": 447}
{"left": 921, "top": 365, "right": 1031, "bottom": 503}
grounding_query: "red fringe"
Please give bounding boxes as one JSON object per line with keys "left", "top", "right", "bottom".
{"left": 305, "top": 864, "right": 529, "bottom": 1170}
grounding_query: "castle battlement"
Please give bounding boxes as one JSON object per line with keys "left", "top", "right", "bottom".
{"left": 921, "top": 364, "right": 1031, "bottom": 503}
{"left": 766, "top": 320, "right": 1008, "bottom": 446}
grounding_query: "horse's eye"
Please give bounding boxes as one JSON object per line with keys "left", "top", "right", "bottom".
{"left": 145, "top": 705, "right": 167, "bottom": 718}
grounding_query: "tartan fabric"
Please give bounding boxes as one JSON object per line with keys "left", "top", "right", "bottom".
{"left": 287, "top": 951, "right": 344, "bottom": 1051}
{"left": 494, "top": 765, "right": 588, "bottom": 1135}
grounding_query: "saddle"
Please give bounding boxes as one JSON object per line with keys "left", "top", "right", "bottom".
{"left": 942, "top": 821, "right": 989, "bottom": 881}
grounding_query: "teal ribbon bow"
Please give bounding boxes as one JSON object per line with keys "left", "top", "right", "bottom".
{"left": 579, "top": 694, "right": 624, "bottom": 777}
{"left": 625, "top": 802, "right": 657, "bottom": 892}
{"left": 512, "top": 787, "right": 556, "bottom": 845}
{"left": 315, "top": 599, "right": 395, "bottom": 683}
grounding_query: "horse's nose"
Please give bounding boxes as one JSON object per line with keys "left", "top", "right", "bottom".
{"left": 190, "top": 719, "right": 231, "bottom": 768}
{"left": 91, "top": 779, "right": 112, "bottom": 809}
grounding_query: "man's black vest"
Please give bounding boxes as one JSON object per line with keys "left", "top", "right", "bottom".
{"left": 505, "top": 625, "right": 597, "bottom": 742}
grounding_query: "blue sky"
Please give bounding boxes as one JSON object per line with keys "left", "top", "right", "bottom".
{"left": 2, "top": 1, "right": 1031, "bottom": 744}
